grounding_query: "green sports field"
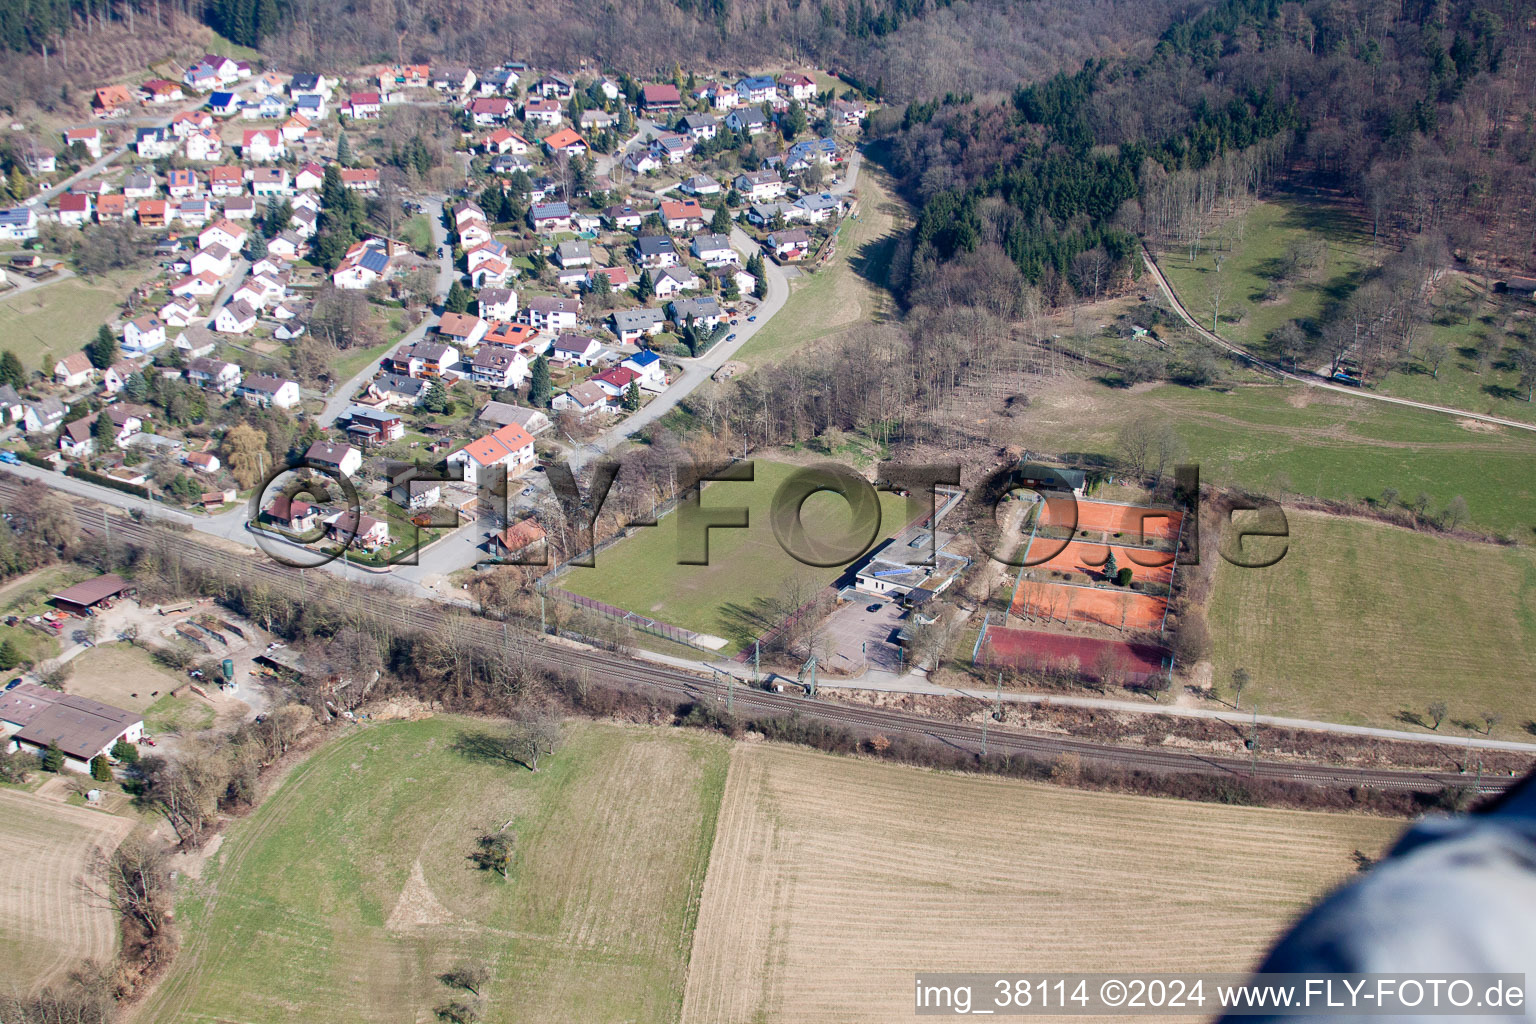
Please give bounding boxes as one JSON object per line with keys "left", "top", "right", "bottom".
{"left": 1207, "top": 509, "right": 1536, "bottom": 740}
{"left": 136, "top": 718, "right": 728, "bottom": 1024}
{"left": 558, "top": 460, "right": 911, "bottom": 650}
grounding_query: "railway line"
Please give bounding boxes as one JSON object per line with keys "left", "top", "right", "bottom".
{"left": 3, "top": 477, "right": 1514, "bottom": 797}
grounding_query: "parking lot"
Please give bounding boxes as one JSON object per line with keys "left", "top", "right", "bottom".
{"left": 820, "top": 595, "right": 905, "bottom": 675}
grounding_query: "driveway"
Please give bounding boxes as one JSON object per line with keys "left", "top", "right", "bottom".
{"left": 318, "top": 196, "right": 453, "bottom": 426}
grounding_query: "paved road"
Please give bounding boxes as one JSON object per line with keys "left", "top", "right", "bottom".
{"left": 578, "top": 148, "right": 865, "bottom": 461}
{"left": 204, "top": 258, "right": 251, "bottom": 327}
{"left": 1141, "top": 245, "right": 1536, "bottom": 434}
{"left": 317, "top": 197, "right": 454, "bottom": 426}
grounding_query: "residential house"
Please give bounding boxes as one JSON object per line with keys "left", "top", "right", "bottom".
{"left": 543, "top": 128, "right": 588, "bottom": 157}
{"left": 471, "top": 258, "right": 510, "bottom": 288}
{"left": 430, "top": 65, "right": 476, "bottom": 95}
{"left": 830, "top": 99, "right": 867, "bottom": 124}
{"left": 169, "top": 110, "right": 214, "bottom": 137}
{"left": 207, "top": 165, "right": 244, "bottom": 196}
{"left": 477, "top": 401, "right": 550, "bottom": 434}
{"left": 669, "top": 295, "right": 724, "bottom": 329}
{"left": 122, "top": 315, "right": 167, "bottom": 354}
{"left": 94, "top": 195, "right": 128, "bottom": 222}
{"left": 22, "top": 397, "right": 66, "bottom": 433}
{"left": 550, "top": 333, "right": 602, "bottom": 366}
{"left": 481, "top": 128, "right": 529, "bottom": 154}
{"left": 534, "top": 73, "right": 573, "bottom": 98}
{"left": 677, "top": 114, "right": 720, "bottom": 140}
{"left": 787, "top": 137, "right": 838, "bottom": 170}
{"left": 591, "top": 365, "right": 640, "bottom": 399}
{"left": 100, "top": 359, "right": 139, "bottom": 395}
{"left": 466, "top": 239, "right": 509, "bottom": 275}
{"left": 190, "top": 244, "right": 232, "bottom": 278}
{"left": 690, "top": 233, "right": 736, "bottom": 266}
{"left": 555, "top": 240, "right": 592, "bottom": 268}
{"left": 158, "top": 294, "right": 200, "bottom": 326}
{"left": 445, "top": 421, "right": 536, "bottom": 484}
{"left": 267, "top": 495, "right": 320, "bottom": 532}
{"left": 241, "top": 129, "right": 286, "bottom": 162}
{"left": 491, "top": 518, "right": 547, "bottom": 559}
{"left": 214, "top": 299, "right": 258, "bottom": 334}
{"left": 735, "top": 169, "right": 784, "bottom": 201}
{"left": 207, "top": 90, "right": 241, "bottom": 116}
{"left": 200, "top": 219, "right": 247, "bottom": 253}
{"left": 612, "top": 307, "right": 665, "bottom": 345}
{"left": 551, "top": 380, "right": 611, "bottom": 418}
{"left": 736, "top": 75, "right": 777, "bottom": 104}
{"left": 467, "top": 96, "right": 512, "bottom": 125}
{"left": 57, "top": 193, "right": 92, "bottom": 226}
{"left": 634, "top": 235, "right": 679, "bottom": 269}
{"left": 64, "top": 127, "right": 102, "bottom": 159}
{"left": 794, "top": 191, "right": 845, "bottom": 223}
{"left": 587, "top": 265, "right": 632, "bottom": 291}
{"left": 659, "top": 198, "right": 706, "bottom": 232}
{"left": 528, "top": 202, "right": 572, "bottom": 234}
{"left": 681, "top": 173, "right": 722, "bottom": 197}
{"left": 0, "top": 384, "right": 22, "bottom": 424}
{"left": 746, "top": 201, "right": 803, "bottom": 227}
{"left": 241, "top": 94, "right": 287, "bottom": 119}
{"left": 0, "top": 206, "right": 37, "bottom": 241}
{"left": 694, "top": 81, "right": 735, "bottom": 111}
{"left": 267, "top": 232, "right": 302, "bottom": 259}
{"left": 280, "top": 114, "right": 312, "bottom": 143}
{"left": 294, "top": 161, "right": 325, "bottom": 191}
{"left": 121, "top": 169, "right": 156, "bottom": 199}
{"left": 622, "top": 349, "right": 667, "bottom": 390}
{"left": 641, "top": 83, "right": 681, "bottom": 112}
{"left": 768, "top": 227, "right": 812, "bottom": 259}
{"left": 603, "top": 203, "right": 644, "bottom": 230}
{"left": 176, "top": 326, "right": 219, "bottom": 357}
{"left": 134, "top": 127, "right": 175, "bottom": 158}
{"left": 623, "top": 150, "right": 661, "bottom": 175}
{"left": 652, "top": 266, "right": 700, "bottom": 297}
{"left": 369, "top": 372, "right": 429, "bottom": 406}
{"left": 346, "top": 91, "right": 382, "bottom": 119}
{"left": 237, "top": 374, "right": 301, "bottom": 409}
{"left": 54, "top": 352, "right": 94, "bottom": 387}
{"left": 304, "top": 440, "right": 363, "bottom": 477}
{"left": 248, "top": 166, "right": 292, "bottom": 196}
{"left": 185, "top": 356, "right": 242, "bottom": 391}
{"left": 223, "top": 196, "right": 257, "bottom": 220}
{"left": 479, "top": 288, "right": 518, "bottom": 320}
{"left": 327, "top": 511, "right": 390, "bottom": 551}
{"left": 136, "top": 200, "right": 169, "bottom": 228}
{"left": 331, "top": 239, "right": 391, "bottom": 290}
{"left": 579, "top": 108, "right": 617, "bottom": 132}
{"left": 437, "top": 312, "right": 487, "bottom": 350}
{"left": 779, "top": 73, "right": 816, "bottom": 102}
{"left": 340, "top": 168, "right": 380, "bottom": 192}
{"left": 176, "top": 198, "right": 214, "bottom": 225}
{"left": 185, "top": 451, "right": 221, "bottom": 473}
{"left": 164, "top": 168, "right": 198, "bottom": 198}
{"left": 470, "top": 344, "right": 528, "bottom": 389}
{"left": 184, "top": 129, "right": 222, "bottom": 162}
{"left": 255, "top": 70, "right": 289, "bottom": 95}
{"left": 725, "top": 108, "right": 768, "bottom": 135}
{"left": 522, "top": 295, "right": 581, "bottom": 332}
{"left": 92, "top": 84, "right": 133, "bottom": 115}
{"left": 343, "top": 406, "right": 405, "bottom": 447}
{"left": 171, "top": 271, "right": 222, "bottom": 299}
{"left": 522, "top": 98, "right": 562, "bottom": 126}
{"left": 649, "top": 132, "right": 693, "bottom": 164}
{"left": 390, "top": 340, "right": 459, "bottom": 378}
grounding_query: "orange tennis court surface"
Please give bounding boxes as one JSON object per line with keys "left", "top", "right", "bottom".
{"left": 1012, "top": 580, "right": 1168, "bottom": 630}
{"left": 980, "top": 625, "right": 1169, "bottom": 683}
{"left": 1023, "top": 538, "right": 1174, "bottom": 583}
{"left": 1039, "top": 499, "right": 1183, "bottom": 541}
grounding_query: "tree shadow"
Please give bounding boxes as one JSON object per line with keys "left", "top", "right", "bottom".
{"left": 1483, "top": 384, "right": 1523, "bottom": 401}
{"left": 1524, "top": 721, "right": 1536, "bottom": 737}
{"left": 1394, "top": 709, "right": 1427, "bottom": 729}
{"left": 451, "top": 729, "right": 528, "bottom": 770}
{"left": 848, "top": 232, "right": 899, "bottom": 293}
{"left": 717, "top": 596, "right": 788, "bottom": 651}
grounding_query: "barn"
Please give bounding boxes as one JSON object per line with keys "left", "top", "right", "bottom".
{"left": 49, "top": 573, "right": 134, "bottom": 614}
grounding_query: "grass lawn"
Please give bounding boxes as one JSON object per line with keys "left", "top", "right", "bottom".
{"left": 145, "top": 692, "right": 217, "bottom": 734}
{"left": 137, "top": 718, "right": 728, "bottom": 1024}
{"left": 735, "top": 158, "right": 906, "bottom": 365}
{"left": 1156, "top": 197, "right": 1377, "bottom": 358}
{"left": 559, "top": 460, "right": 912, "bottom": 650}
{"left": 400, "top": 214, "right": 435, "bottom": 253}
{"left": 331, "top": 332, "right": 403, "bottom": 382}
{"left": 1208, "top": 510, "right": 1536, "bottom": 741}
{"left": 0, "top": 272, "right": 150, "bottom": 376}
{"left": 1015, "top": 378, "right": 1536, "bottom": 537}
{"left": 1369, "top": 276, "right": 1536, "bottom": 424}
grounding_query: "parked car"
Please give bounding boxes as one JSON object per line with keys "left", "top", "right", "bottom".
{"left": 747, "top": 315, "right": 757, "bottom": 322}
{"left": 0, "top": 451, "right": 18, "bottom": 465}
{"left": 866, "top": 603, "right": 881, "bottom": 612}
{"left": 726, "top": 333, "right": 737, "bottom": 342}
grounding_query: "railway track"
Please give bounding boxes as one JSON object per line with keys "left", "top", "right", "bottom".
{"left": 4, "top": 478, "right": 1513, "bottom": 797}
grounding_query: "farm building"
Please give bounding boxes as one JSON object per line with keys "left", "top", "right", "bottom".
{"left": 0, "top": 682, "right": 144, "bottom": 773}
{"left": 49, "top": 573, "right": 134, "bottom": 614}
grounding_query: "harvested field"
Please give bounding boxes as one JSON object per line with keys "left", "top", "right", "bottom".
{"left": 1013, "top": 579, "right": 1169, "bottom": 630}
{"left": 979, "top": 624, "right": 1169, "bottom": 683}
{"left": 0, "top": 789, "right": 135, "bottom": 992}
{"left": 679, "top": 743, "right": 1398, "bottom": 1023}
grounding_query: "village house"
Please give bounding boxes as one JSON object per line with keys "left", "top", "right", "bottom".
{"left": 190, "top": 244, "right": 233, "bottom": 278}
{"left": 23, "top": 397, "right": 67, "bottom": 433}
{"left": 691, "top": 233, "right": 737, "bottom": 267}
{"left": 622, "top": 349, "right": 667, "bottom": 390}
{"left": 681, "top": 174, "right": 722, "bottom": 197}
{"left": 634, "top": 235, "right": 679, "bottom": 269}
{"left": 340, "top": 168, "right": 380, "bottom": 192}
{"left": 677, "top": 114, "right": 720, "bottom": 140}
{"left": 344, "top": 406, "right": 405, "bottom": 447}
{"left": 390, "top": 340, "right": 459, "bottom": 378}
{"left": 603, "top": 203, "right": 644, "bottom": 231}
{"left": 652, "top": 266, "right": 701, "bottom": 298}
{"left": 332, "top": 240, "right": 392, "bottom": 290}
{"left": 769, "top": 227, "right": 813, "bottom": 260}
{"left": 591, "top": 365, "right": 641, "bottom": 400}
{"left": 735, "top": 169, "right": 785, "bottom": 201}
{"left": 694, "top": 81, "right": 735, "bottom": 111}
{"left": 369, "top": 372, "right": 430, "bottom": 406}
{"left": 830, "top": 98, "right": 868, "bottom": 125}
{"left": 185, "top": 356, "right": 242, "bottom": 392}
{"left": 641, "top": 83, "right": 681, "bottom": 112}
{"left": 437, "top": 312, "right": 488, "bottom": 349}
{"left": 481, "top": 127, "right": 529, "bottom": 154}
{"left": 123, "top": 315, "right": 167, "bottom": 354}
{"left": 623, "top": 150, "right": 661, "bottom": 175}
{"left": 543, "top": 128, "right": 588, "bottom": 157}
{"left": 64, "top": 126, "right": 102, "bottom": 158}
{"left": 725, "top": 108, "right": 768, "bottom": 135}
{"left": 555, "top": 240, "right": 592, "bottom": 269}
{"left": 54, "top": 352, "right": 94, "bottom": 387}
{"left": 93, "top": 84, "right": 134, "bottom": 116}
{"left": 551, "top": 379, "right": 611, "bottom": 418}
{"left": 522, "top": 295, "right": 582, "bottom": 332}
{"left": 207, "top": 90, "right": 241, "bottom": 116}
{"left": 612, "top": 307, "right": 665, "bottom": 345}
{"left": 171, "top": 271, "right": 222, "bottom": 299}
{"left": 57, "top": 193, "right": 92, "bottom": 226}
{"left": 659, "top": 198, "right": 706, "bottom": 232}
{"left": 237, "top": 374, "right": 301, "bottom": 409}
{"left": 446, "top": 421, "right": 536, "bottom": 484}
{"left": 208, "top": 165, "right": 244, "bottom": 196}
{"left": 550, "top": 333, "right": 602, "bottom": 367}
{"left": 158, "top": 294, "right": 200, "bottom": 326}
{"left": 669, "top": 295, "right": 724, "bottom": 330}
{"left": 346, "top": 91, "right": 382, "bottom": 119}
{"left": 305, "top": 440, "right": 363, "bottom": 477}
{"left": 267, "top": 495, "right": 320, "bottom": 533}
{"left": 522, "top": 97, "right": 563, "bottom": 126}
{"left": 779, "top": 73, "right": 817, "bottom": 102}
{"left": 528, "top": 201, "right": 572, "bottom": 234}
{"left": 470, "top": 344, "right": 528, "bottom": 389}
{"left": 0, "top": 206, "right": 36, "bottom": 241}
{"left": 249, "top": 167, "right": 292, "bottom": 196}
{"left": 468, "top": 96, "right": 512, "bottom": 125}
{"left": 185, "top": 451, "right": 221, "bottom": 474}
{"left": 94, "top": 195, "right": 128, "bottom": 222}
{"left": 649, "top": 132, "right": 694, "bottom": 164}
{"left": 473, "top": 285, "right": 516, "bottom": 320}
{"left": 215, "top": 299, "right": 258, "bottom": 334}
{"left": 327, "top": 510, "right": 390, "bottom": 551}
{"left": 241, "top": 129, "right": 286, "bottom": 162}
{"left": 430, "top": 65, "right": 476, "bottom": 95}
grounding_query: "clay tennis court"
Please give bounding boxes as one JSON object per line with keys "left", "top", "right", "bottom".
{"left": 1012, "top": 579, "right": 1169, "bottom": 630}
{"left": 980, "top": 625, "right": 1169, "bottom": 683}
{"left": 1039, "top": 499, "right": 1183, "bottom": 541}
{"left": 1023, "top": 537, "right": 1174, "bottom": 583}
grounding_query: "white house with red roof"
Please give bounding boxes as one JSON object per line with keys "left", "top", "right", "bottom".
{"left": 346, "top": 92, "right": 382, "bottom": 119}
{"left": 445, "top": 422, "right": 536, "bottom": 485}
